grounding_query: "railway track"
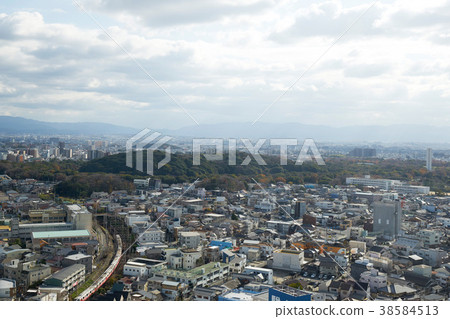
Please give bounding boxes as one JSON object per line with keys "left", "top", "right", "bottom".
{"left": 74, "top": 235, "right": 122, "bottom": 301}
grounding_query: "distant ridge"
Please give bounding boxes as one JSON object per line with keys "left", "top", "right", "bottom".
{"left": 0, "top": 116, "right": 137, "bottom": 136}
{"left": 0, "top": 116, "right": 449, "bottom": 143}
{"left": 162, "top": 122, "right": 450, "bottom": 143}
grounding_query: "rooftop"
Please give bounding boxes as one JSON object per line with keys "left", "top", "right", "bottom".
{"left": 156, "top": 262, "right": 228, "bottom": 280}
{"left": 32, "top": 229, "right": 90, "bottom": 239}
{"left": 271, "top": 285, "right": 312, "bottom": 297}
{"left": 129, "top": 258, "right": 165, "bottom": 267}
{"left": 47, "top": 264, "right": 85, "bottom": 281}
{"left": 64, "top": 253, "right": 91, "bottom": 261}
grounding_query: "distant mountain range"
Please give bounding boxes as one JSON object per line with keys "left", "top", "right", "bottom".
{"left": 0, "top": 116, "right": 136, "bottom": 136}
{"left": 162, "top": 122, "right": 450, "bottom": 144}
{"left": 0, "top": 116, "right": 449, "bottom": 143}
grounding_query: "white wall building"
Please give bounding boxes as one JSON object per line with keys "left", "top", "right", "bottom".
{"left": 138, "top": 227, "right": 165, "bottom": 244}
{"left": 346, "top": 177, "right": 399, "bottom": 190}
{"left": 272, "top": 249, "right": 303, "bottom": 272}
{"left": 123, "top": 258, "right": 167, "bottom": 278}
{"left": 417, "top": 229, "right": 441, "bottom": 247}
{"left": 125, "top": 214, "right": 150, "bottom": 228}
{"left": 179, "top": 232, "right": 201, "bottom": 249}
{"left": 360, "top": 268, "right": 387, "bottom": 291}
{"left": 66, "top": 204, "right": 92, "bottom": 233}
{"left": 242, "top": 266, "right": 273, "bottom": 285}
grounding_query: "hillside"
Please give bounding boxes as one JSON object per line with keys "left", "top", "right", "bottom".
{"left": 1, "top": 152, "right": 448, "bottom": 197}
{"left": 79, "top": 151, "right": 450, "bottom": 192}
{"left": 0, "top": 116, "right": 137, "bottom": 135}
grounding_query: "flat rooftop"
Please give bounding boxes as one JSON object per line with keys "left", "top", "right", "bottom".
{"left": 272, "top": 285, "right": 312, "bottom": 297}
{"left": 130, "top": 258, "right": 165, "bottom": 266}
{"left": 156, "top": 262, "right": 228, "bottom": 280}
{"left": 32, "top": 229, "right": 90, "bottom": 239}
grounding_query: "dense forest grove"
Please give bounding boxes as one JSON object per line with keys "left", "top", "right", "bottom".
{"left": 0, "top": 151, "right": 449, "bottom": 198}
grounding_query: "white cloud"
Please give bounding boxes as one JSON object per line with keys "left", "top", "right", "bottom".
{"left": 0, "top": 1, "right": 449, "bottom": 129}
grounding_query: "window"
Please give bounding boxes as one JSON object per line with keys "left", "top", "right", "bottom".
{"left": 378, "top": 219, "right": 381, "bottom": 224}
{"left": 386, "top": 220, "right": 389, "bottom": 225}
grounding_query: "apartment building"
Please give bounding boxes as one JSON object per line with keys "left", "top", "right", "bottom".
{"left": 44, "top": 264, "right": 85, "bottom": 293}
{"left": 417, "top": 229, "right": 441, "bottom": 248}
{"left": 179, "top": 232, "right": 201, "bottom": 249}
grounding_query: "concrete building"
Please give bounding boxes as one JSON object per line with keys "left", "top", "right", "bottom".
{"left": 266, "top": 220, "right": 293, "bottom": 235}
{"left": 3, "top": 259, "right": 51, "bottom": 288}
{"left": 18, "top": 222, "right": 73, "bottom": 240}
{"left": 272, "top": 249, "right": 304, "bottom": 272}
{"left": 372, "top": 200, "right": 402, "bottom": 239}
{"left": 125, "top": 214, "right": 150, "bottom": 228}
{"left": 0, "top": 278, "right": 16, "bottom": 300}
{"left": 169, "top": 249, "right": 202, "bottom": 270}
{"left": 28, "top": 209, "right": 66, "bottom": 224}
{"left": 31, "top": 230, "right": 91, "bottom": 249}
{"left": 346, "top": 177, "right": 399, "bottom": 190}
{"left": 66, "top": 204, "right": 92, "bottom": 233}
{"left": 134, "top": 178, "right": 150, "bottom": 189}
{"left": 62, "top": 253, "right": 93, "bottom": 274}
{"left": 391, "top": 185, "right": 430, "bottom": 195}
{"left": 242, "top": 267, "right": 273, "bottom": 285}
{"left": 179, "top": 232, "right": 201, "bottom": 249}
{"left": 123, "top": 258, "right": 167, "bottom": 278}
{"left": 316, "top": 201, "right": 334, "bottom": 210}
{"left": 426, "top": 148, "right": 432, "bottom": 171}
{"left": 412, "top": 264, "right": 432, "bottom": 278}
{"left": 293, "top": 201, "right": 306, "bottom": 219}
{"left": 360, "top": 268, "right": 387, "bottom": 291}
{"left": 417, "top": 229, "right": 441, "bottom": 248}
{"left": 44, "top": 264, "right": 85, "bottom": 293}
{"left": 161, "top": 280, "right": 186, "bottom": 300}
{"left": 412, "top": 248, "right": 447, "bottom": 267}
{"left": 153, "top": 262, "right": 230, "bottom": 289}
{"left": 138, "top": 227, "right": 165, "bottom": 244}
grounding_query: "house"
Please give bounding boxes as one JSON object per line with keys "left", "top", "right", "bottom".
{"left": 359, "top": 268, "right": 387, "bottom": 291}
{"left": 3, "top": 258, "right": 51, "bottom": 288}
{"left": 193, "top": 287, "right": 219, "bottom": 301}
{"left": 161, "top": 280, "right": 186, "bottom": 300}
{"left": 319, "top": 255, "right": 339, "bottom": 276}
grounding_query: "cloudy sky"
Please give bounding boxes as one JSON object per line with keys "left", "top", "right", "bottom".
{"left": 1, "top": 0, "right": 450, "bottom": 129}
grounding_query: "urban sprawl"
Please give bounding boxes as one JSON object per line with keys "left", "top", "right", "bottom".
{"left": 0, "top": 138, "right": 449, "bottom": 302}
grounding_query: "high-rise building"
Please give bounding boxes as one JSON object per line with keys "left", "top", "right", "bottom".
{"left": 426, "top": 148, "right": 432, "bottom": 171}
{"left": 373, "top": 200, "right": 402, "bottom": 239}
{"left": 293, "top": 201, "right": 306, "bottom": 219}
